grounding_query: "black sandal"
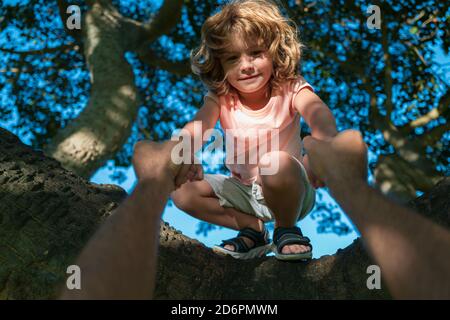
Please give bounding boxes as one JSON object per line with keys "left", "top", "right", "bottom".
{"left": 272, "top": 226, "right": 313, "bottom": 261}
{"left": 212, "top": 227, "right": 272, "bottom": 259}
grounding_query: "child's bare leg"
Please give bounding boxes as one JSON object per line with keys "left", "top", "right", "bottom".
{"left": 258, "top": 151, "right": 310, "bottom": 254}
{"left": 171, "top": 180, "right": 265, "bottom": 251}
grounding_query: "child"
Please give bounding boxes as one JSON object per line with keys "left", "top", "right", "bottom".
{"left": 170, "top": 0, "right": 337, "bottom": 261}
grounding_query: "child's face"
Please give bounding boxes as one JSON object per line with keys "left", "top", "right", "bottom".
{"left": 220, "top": 37, "right": 273, "bottom": 95}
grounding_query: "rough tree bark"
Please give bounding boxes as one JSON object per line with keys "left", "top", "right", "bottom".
{"left": 0, "top": 127, "right": 449, "bottom": 299}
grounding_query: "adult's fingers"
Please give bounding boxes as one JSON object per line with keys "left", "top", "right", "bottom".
{"left": 189, "top": 165, "right": 203, "bottom": 181}
{"left": 175, "top": 164, "right": 191, "bottom": 187}
{"left": 303, "top": 135, "right": 319, "bottom": 152}
{"left": 186, "top": 166, "right": 197, "bottom": 182}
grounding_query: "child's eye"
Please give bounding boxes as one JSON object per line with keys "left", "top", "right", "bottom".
{"left": 251, "top": 51, "right": 263, "bottom": 56}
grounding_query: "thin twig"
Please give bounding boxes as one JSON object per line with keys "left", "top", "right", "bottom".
{"left": 0, "top": 43, "right": 75, "bottom": 55}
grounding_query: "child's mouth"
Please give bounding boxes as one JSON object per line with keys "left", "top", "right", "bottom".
{"left": 239, "top": 74, "right": 260, "bottom": 81}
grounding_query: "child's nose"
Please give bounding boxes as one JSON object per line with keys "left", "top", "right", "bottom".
{"left": 239, "top": 55, "right": 255, "bottom": 72}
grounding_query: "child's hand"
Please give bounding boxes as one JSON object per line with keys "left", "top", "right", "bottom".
{"left": 174, "top": 154, "right": 204, "bottom": 189}
{"left": 303, "top": 154, "right": 325, "bottom": 189}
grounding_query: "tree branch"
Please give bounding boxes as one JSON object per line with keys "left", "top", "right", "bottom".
{"left": 409, "top": 108, "right": 440, "bottom": 128}
{"left": 3, "top": 127, "right": 450, "bottom": 299}
{"left": 417, "top": 122, "right": 450, "bottom": 147}
{"left": 0, "top": 44, "right": 75, "bottom": 55}
{"left": 142, "top": 0, "right": 183, "bottom": 41}
{"left": 137, "top": 49, "right": 191, "bottom": 76}
{"left": 362, "top": 81, "right": 441, "bottom": 180}
{"left": 381, "top": 22, "right": 394, "bottom": 118}
{"left": 43, "top": 1, "right": 140, "bottom": 179}
{"left": 0, "top": 127, "right": 386, "bottom": 299}
{"left": 404, "top": 41, "right": 449, "bottom": 86}
{"left": 406, "top": 10, "right": 425, "bottom": 24}
{"left": 418, "top": 11, "right": 439, "bottom": 43}
{"left": 399, "top": 89, "right": 450, "bottom": 133}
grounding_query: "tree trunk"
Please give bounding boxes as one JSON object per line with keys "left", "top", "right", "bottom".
{"left": 43, "top": 0, "right": 184, "bottom": 179}
{"left": 43, "top": 2, "right": 140, "bottom": 179}
{"left": 1, "top": 127, "right": 448, "bottom": 299}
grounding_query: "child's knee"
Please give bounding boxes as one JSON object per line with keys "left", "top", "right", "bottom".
{"left": 170, "top": 185, "right": 192, "bottom": 211}
{"left": 259, "top": 152, "right": 304, "bottom": 190}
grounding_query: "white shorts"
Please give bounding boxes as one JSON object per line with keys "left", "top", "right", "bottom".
{"left": 203, "top": 163, "right": 315, "bottom": 222}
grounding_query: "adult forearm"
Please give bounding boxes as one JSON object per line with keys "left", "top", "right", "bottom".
{"left": 328, "top": 179, "right": 450, "bottom": 299}
{"left": 60, "top": 179, "right": 172, "bottom": 299}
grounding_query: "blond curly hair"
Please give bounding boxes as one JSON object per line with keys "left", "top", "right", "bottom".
{"left": 190, "top": 0, "right": 303, "bottom": 96}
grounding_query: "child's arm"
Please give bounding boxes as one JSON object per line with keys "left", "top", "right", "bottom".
{"left": 182, "top": 97, "right": 220, "bottom": 153}
{"left": 294, "top": 88, "right": 337, "bottom": 140}
{"left": 294, "top": 88, "right": 338, "bottom": 188}
{"left": 173, "top": 97, "right": 220, "bottom": 188}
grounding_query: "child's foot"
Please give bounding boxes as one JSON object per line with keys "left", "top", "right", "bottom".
{"left": 223, "top": 236, "right": 309, "bottom": 254}
{"left": 280, "top": 243, "right": 311, "bottom": 254}
{"left": 223, "top": 235, "right": 254, "bottom": 252}
{"left": 272, "top": 226, "right": 313, "bottom": 261}
{"left": 212, "top": 227, "right": 271, "bottom": 259}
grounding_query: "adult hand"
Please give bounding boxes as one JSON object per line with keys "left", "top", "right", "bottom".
{"left": 132, "top": 140, "right": 182, "bottom": 186}
{"left": 132, "top": 140, "right": 204, "bottom": 191}
{"left": 302, "top": 153, "right": 325, "bottom": 189}
{"left": 174, "top": 160, "right": 204, "bottom": 189}
{"left": 303, "top": 130, "right": 368, "bottom": 187}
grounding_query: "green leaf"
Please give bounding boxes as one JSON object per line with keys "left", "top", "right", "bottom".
{"left": 410, "top": 26, "right": 419, "bottom": 34}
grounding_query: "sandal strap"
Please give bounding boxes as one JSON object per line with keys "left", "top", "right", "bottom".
{"left": 219, "top": 227, "right": 269, "bottom": 253}
{"left": 237, "top": 227, "right": 270, "bottom": 247}
{"left": 221, "top": 237, "right": 250, "bottom": 253}
{"left": 273, "top": 226, "right": 312, "bottom": 252}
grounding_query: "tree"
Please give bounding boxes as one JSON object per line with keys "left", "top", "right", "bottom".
{"left": 1, "top": 0, "right": 448, "bottom": 200}
{"left": 1, "top": 0, "right": 189, "bottom": 179}
{"left": 1, "top": 127, "right": 449, "bottom": 299}
{"left": 0, "top": 0, "right": 449, "bottom": 297}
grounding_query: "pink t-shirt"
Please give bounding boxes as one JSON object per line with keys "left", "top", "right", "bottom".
{"left": 205, "top": 76, "right": 313, "bottom": 185}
